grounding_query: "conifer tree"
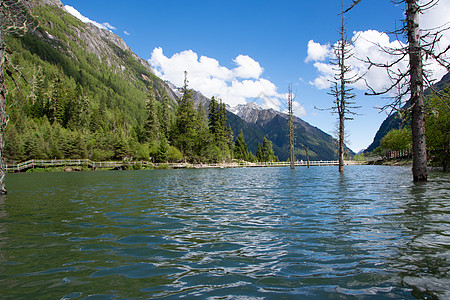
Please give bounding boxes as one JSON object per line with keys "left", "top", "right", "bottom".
{"left": 234, "top": 129, "right": 250, "bottom": 161}
{"left": 144, "top": 84, "right": 160, "bottom": 141}
{"left": 256, "top": 137, "right": 277, "bottom": 162}
{"left": 174, "top": 71, "right": 198, "bottom": 161}
{"left": 158, "top": 93, "right": 170, "bottom": 139}
{"left": 208, "top": 96, "right": 219, "bottom": 136}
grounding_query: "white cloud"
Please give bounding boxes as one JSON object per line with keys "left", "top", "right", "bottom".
{"left": 283, "top": 101, "right": 307, "bottom": 117}
{"left": 64, "top": 5, "right": 115, "bottom": 31}
{"left": 306, "top": 0, "right": 450, "bottom": 92}
{"left": 233, "top": 55, "right": 264, "bottom": 79}
{"left": 149, "top": 47, "right": 300, "bottom": 115}
{"left": 419, "top": 0, "right": 450, "bottom": 81}
{"left": 124, "top": 31, "right": 131, "bottom": 36}
{"left": 305, "top": 40, "right": 331, "bottom": 62}
{"left": 102, "top": 22, "right": 116, "bottom": 30}
{"left": 307, "top": 30, "right": 409, "bottom": 92}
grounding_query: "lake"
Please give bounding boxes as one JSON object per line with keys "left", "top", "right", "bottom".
{"left": 0, "top": 166, "right": 449, "bottom": 299}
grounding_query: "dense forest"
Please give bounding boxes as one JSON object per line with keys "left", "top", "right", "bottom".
{"left": 3, "top": 4, "right": 278, "bottom": 164}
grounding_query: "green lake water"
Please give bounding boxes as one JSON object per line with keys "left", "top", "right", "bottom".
{"left": 0, "top": 166, "right": 449, "bottom": 299}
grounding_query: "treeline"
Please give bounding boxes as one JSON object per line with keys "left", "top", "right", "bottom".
{"left": 4, "top": 36, "right": 278, "bottom": 163}
{"left": 5, "top": 70, "right": 278, "bottom": 163}
{"left": 3, "top": 3, "right": 280, "bottom": 164}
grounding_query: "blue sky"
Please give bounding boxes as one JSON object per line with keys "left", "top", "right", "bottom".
{"left": 61, "top": 0, "right": 449, "bottom": 152}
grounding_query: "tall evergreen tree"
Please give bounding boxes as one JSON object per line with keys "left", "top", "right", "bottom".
{"left": 158, "top": 93, "right": 170, "bottom": 139}
{"left": 234, "top": 129, "right": 250, "bottom": 161}
{"left": 256, "top": 137, "right": 277, "bottom": 162}
{"left": 208, "top": 96, "right": 219, "bottom": 135}
{"left": 174, "top": 71, "right": 198, "bottom": 161}
{"left": 144, "top": 84, "right": 160, "bottom": 141}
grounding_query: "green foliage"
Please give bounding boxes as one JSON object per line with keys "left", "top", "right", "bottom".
{"left": 426, "top": 92, "right": 450, "bottom": 170}
{"left": 379, "top": 128, "right": 412, "bottom": 152}
{"left": 172, "top": 73, "right": 198, "bottom": 161}
{"left": 352, "top": 153, "right": 366, "bottom": 161}
{"left": 144, "top": 85, "right": 160, "bottom": 141}
{"left": 234, "top": 130, "right": 252, "bottom": 161}
{"left": 256, "top": 137, "right": 278, "bottom": 162}
{"left": 4, "top": 4, "right": 282, "bottom": 166}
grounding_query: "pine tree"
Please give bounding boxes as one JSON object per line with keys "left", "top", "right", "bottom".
{"left": 217, "top": 100, "right": 227, "bottom": 144}
{"left": 256, "top": 137, "right": 277, "bottom": 162}
{"left": 174, "top": 71, "right": 198, "bottom": 161}
{"left": 234, "top": 129, "right": 250, "bottom": 161}
{"left": 144, "top": 84, "right": 160, "bottom": 141}
{"left": 208, "top": 96, "right": 219, "bottom": 136}
{"left": 155, "top": 136, "right": 169, "bottom": 163}
{"left": 159, "top": 93, "right": 170, "bottom": 139}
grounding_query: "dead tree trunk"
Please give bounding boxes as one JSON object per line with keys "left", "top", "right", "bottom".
{"left": 302, "top": 144, "right": 310, "bottom": 168}
{"left": 288, "top": 85, "right": 295, "bottom": 169}
{"left": 407, "top": 0, "right": 428, "bottom": 182}
{"left": 0, "top": 12, "right": 7, "bottom": 194}
{"left": 327, "top": 0, "right": 359, "bottom": 173}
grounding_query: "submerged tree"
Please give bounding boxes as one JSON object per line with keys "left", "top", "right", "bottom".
{"left": 288, "top": 85, "right": 295, "bottom": 169}
{"left": 328, "top": 0, "right": 361, "bottom": 172}
{"left": 365, "top": 0, "right": 450, "bottom": 181}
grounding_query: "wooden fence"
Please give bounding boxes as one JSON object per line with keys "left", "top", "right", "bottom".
{"left": 5, "top": 159, "right": 366, "bottom": 172}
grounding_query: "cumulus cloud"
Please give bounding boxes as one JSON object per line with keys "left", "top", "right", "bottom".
{"left": 233, "top": 55, "right": 264, "bottom": 79}
{"left": 64, "top": 5, "right": 116, "bottom": 31}
{"left": 306, "top": 0, "right": 450, "bottom": 93}
{"left": 305, "top": 40, "right": 331, "bottom": 62}
{"left": 149, "top": 47, "right": 306, "bottom": 116}
{"left": 306, "top": 30, "right": 409, "bottom": 92}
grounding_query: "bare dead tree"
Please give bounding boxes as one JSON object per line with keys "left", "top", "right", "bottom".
{"left": 301, "top": 143, "right": 310, "bottom": 168}
{"left": 0, "top": 0, "right": 32, "bottom": 194}
{"left": 365, "top": 0, "right": 449, "bottom": 182}
{"left": 288, "top": 85, "right": 295, "bottom": 169}
{"left": 328, "top": 0, "right": 361, "bottom": 172}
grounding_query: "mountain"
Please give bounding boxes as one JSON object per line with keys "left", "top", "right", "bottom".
{"left": 230, "top": 103, "right": 348, "bottom": 161}
{"left": 365, "top": 72, "right": 450, "bottom": 152}
{"left": 4, "top": 0, "right": 342, "bottom": 162}
{"left": 167, "top": 84, "right": 344, "bottom": 161}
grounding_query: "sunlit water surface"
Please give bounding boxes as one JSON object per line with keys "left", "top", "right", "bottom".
{"left": 0, "top": 166, "right": 449, "bottom": 299}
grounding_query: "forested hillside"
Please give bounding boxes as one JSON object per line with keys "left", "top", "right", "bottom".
{"left": 4, "top": 0, "right": 341, "bottom": 164}
{"left": 4, "top": 2, "right": 177, "bottom": 162}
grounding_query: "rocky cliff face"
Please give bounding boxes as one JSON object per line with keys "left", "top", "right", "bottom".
{"left": 24, "top": 0, "right": 344, "bottom": 161}
{"left": 230, "top": 103, "right": 278, "bottom": 126}
{"left": 33, "top": 0, "right": 64, "bottom": 8}
{"left": 230, "top": 102, "right": 311, "bottom": 130}
{"left": 30, "top": 0, "right": 154, "bottom": 76}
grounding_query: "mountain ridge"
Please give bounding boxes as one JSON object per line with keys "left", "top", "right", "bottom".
{"left": 4, "top": 0, "right": 344, "bottom": 162}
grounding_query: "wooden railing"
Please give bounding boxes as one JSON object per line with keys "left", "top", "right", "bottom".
{"left": 5, "top": 159, "right": 366, "bottom": 172}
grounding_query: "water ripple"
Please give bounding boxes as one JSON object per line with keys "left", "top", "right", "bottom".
{"left": 1, "top": 166, "right": 449, "bottom": 299}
